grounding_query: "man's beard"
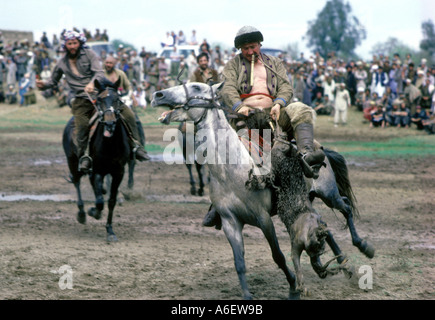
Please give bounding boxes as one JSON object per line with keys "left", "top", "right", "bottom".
{"left": 105, "top": 66, "right": 114, "bottom": 74}
{"left": 199, "top": 65, "right": 207, "bottom": 71}
{"left": 66, "top": 47, "right": 80, "bottom": 59}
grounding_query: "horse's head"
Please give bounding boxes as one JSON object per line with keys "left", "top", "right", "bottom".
{"left": 95, "top": 77, "right": 122, "bottom": 138}
{"left": 151, "top": 82, "right": 224, "bottom": 124}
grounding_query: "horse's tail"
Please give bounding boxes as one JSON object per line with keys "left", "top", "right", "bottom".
{"left": 323, "top": 148, "right": 360, "bottom": 218}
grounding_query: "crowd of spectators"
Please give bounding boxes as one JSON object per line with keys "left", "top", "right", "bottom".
{"left": 0, "top": 28, "right": 110, "bottom": 107}
{"left": 284, "top": 51, "right": 435, "bottom": 134}
{"left": 1, "top": 28, "right": 434, "bottom": 134}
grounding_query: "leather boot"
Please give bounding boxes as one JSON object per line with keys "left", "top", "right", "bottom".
{"left": 134, "top": 146, "right": 151, "bottom": 161}
{"left": 294, "top": 123, "right": 325, "bottom": 179}
{"left": 202, "top": 205, "right": 222, "bottom": 230}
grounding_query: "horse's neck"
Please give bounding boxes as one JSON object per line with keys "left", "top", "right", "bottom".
{"left": 196, "top": 108, "right": 253, "bottom": 169}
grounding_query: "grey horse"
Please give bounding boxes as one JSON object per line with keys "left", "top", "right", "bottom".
{"left": 152, "top": 82, "right": 300, "bottom": 300}
{"left": 152, "top": 81, "right": 374, "bottom": 298}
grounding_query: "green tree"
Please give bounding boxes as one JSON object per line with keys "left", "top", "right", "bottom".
{"left": 420, "top": 19, "right": 435, "bottom": 62}
{"left": 371, "top": 37, "right": 415, "bottom": 58}
{"left": 371, "top": 37, "right": 431, "bottom": 66}
{"left": 305, "top": 0, "right": 366, "bottom": 58}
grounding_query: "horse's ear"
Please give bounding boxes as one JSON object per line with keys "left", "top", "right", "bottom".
{"left": 114, "top": 76, "right": 121, "bottom": 90}
{"left": 94, "top": 79, "right": 102, "bottom": 91}
{"left": 212, "top": 81, "right": 224, "bottom": 93}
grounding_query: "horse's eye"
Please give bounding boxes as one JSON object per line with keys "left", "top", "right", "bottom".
{"left": 192, "top": 85, "right": 201, "bottom": 91}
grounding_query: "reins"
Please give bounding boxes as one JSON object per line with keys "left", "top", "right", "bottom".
{"left": 86, "top": 88, "right": 121, "bottom": 125}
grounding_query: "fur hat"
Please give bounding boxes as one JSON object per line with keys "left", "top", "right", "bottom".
{"left": 234, "top": 26, "right": 263, "bottom": 49}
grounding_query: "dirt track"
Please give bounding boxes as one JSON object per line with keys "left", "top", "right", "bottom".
{"left": 0, "top": 110, "right": 434, "bottom": 300}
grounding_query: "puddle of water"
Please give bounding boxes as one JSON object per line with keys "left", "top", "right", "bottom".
{"left": 0, "top": 192, "right": 210, "bottom": 203}
{"left": 1, "top": 193, "right": 75, "bottom": 202}
{"left": 32, "top": 159, "right": 64, "bottom": 166}
{"left": 149, "top": 153, "right": 185, "bottom": 163}
{"left": 410, "top": 243, "right": 435, "bottom": 250}
{"left": 31, "top": 154, "right": 185, "bottom": 166}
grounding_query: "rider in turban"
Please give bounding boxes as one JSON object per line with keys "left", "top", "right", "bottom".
{"left": 37, "top": 30, "right": 149, "bottom": 172}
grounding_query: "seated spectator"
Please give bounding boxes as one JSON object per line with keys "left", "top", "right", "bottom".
{"left": 23, "top": 86, "right": 37, "bottom": 106}
{"left": 422, "top": 113, "right": 435, "bottom": 134}
{"left": 386, "top": 99, "right": 400, "bottom": 126}
{"left": 311, "top": 78, "right": 324, "bottom": 101}
{"left": 395, "top": 100, "right": 411, "bottom": 128}
{"left": 364, "top": 100, "right": 377, "bottom": 122}
{"left": 370, "top": 104, "right": 386, "bottom": 128}
{"left": 314, "top": 94, "right": 333, "bottom": 115}
{"left": 6, "top": 85, "right": 17, "bottom": 104}
{"left": 410, "top": 105, "right": 429, "bottom": 130}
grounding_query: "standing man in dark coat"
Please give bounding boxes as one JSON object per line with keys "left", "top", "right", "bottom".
{"left": 346, "top": 64, "right": 357, "bottom": 106}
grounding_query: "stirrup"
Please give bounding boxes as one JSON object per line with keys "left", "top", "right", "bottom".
{"left": 78, "top": 155, "right": 93, "bottom": 173}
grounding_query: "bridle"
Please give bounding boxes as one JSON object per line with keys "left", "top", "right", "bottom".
{"left": 87, "top": 87, "right": 122, "bottom": 136}
{"left": 181, "top": 82, "right": 221, "bottom": 110}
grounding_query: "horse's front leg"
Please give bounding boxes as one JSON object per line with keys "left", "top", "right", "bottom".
{"left": 186, "top": 164, "right": 196, "bottom": 195}
{"left": 221, "top": 215, "right": 252, "bottom": 300}
{"left": 291, "top": 247, "right": 306, "bottom": 296}
{"left": 88, "top": 173, "right": 104, "bottom": 220}
{"left": 73, "top": 177, "right": 86, "bottom": 224}
{"left": 196, "top": 162, "right": 205, "bottom": 196}
{"left": 259, "top": 215, "right": 299, "bottom": 300}
{"left": 105, "top": 172, "right": 123, "bottom": 242}
{"left": 127, "top": 159, "right": 135, "bottom": 189}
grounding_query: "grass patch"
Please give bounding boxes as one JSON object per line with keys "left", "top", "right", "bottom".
{"left": 323, "top": 135, "right": 435, "bottom": 158}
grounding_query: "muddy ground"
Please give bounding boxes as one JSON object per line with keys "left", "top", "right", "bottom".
{"left": 0, "top": 104, "right": 434, "bottom": 301}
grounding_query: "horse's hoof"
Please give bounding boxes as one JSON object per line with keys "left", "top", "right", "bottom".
{"left": 289, "top": 290, "right": 301, "bottom": 300}
{"left": 77, "top": 211, "right": 86, "bottom": 224}
{"left": 190, "top": 188, "right": 196, "bottom": 196}
{"left": 318, "top": 271, "right": 328, "bottom": 279}
{"left": 88, "top": 207, "right": 102, "bottom": 220}
{"left": 361, "top": 241, "right": 375, "bottom": 259}
{"left": 343, "top": 265, "right": 355, "bottom": 279}
{"left": 197, "top": 189, "right": 204, "bottom": 197}
{"left": 243, "top": 293, "right": 253, "bottom": 300}
{"left": 107, "top": 234, "right": 118, "bottom": 242}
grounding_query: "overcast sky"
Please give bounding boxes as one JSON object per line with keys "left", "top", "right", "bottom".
{"left": 2, "top": 0, "right": 434, "bottom": 59}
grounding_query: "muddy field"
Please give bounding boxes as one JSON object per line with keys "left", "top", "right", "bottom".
{"left": 0, "top": 102, "right": 434, "bottom": 301}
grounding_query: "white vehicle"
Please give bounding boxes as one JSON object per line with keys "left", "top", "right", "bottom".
{"left": 87, "top": 41, "right": 117, "bottom": 58}
{"left": 157, "top": 45, "right": 200, "bottom": 72}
